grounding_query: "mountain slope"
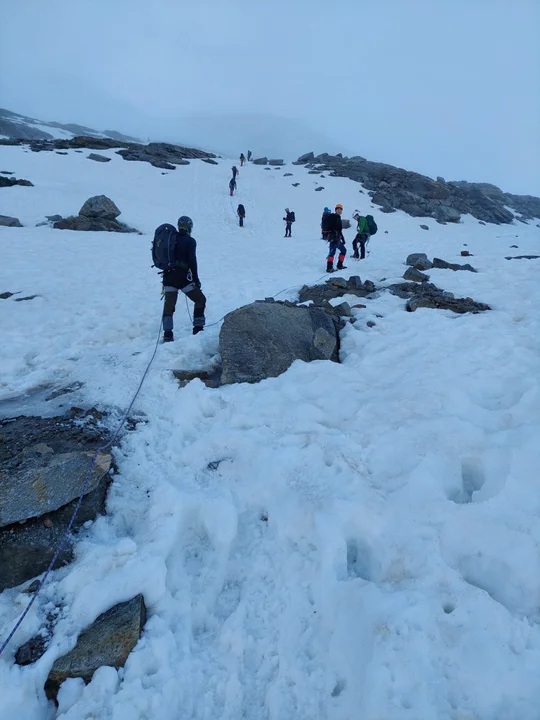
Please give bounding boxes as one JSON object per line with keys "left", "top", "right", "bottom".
{"left": 0, "top": 146, "right": 539, "bottom": 720}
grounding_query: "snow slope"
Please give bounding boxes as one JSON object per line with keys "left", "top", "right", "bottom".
{"left": 0, "top": 146, "right": 540, "bottom": 720}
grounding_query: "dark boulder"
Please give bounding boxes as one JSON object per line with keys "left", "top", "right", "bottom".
{"left": 253, "top": 157, "right": 268, "bottom": 165}
{"left": 79, "top": 195, "right": 120, "bottom": 220}
{"left": 219, "top": 301, "right": 340, "bottom": 385}
{"left": 0, "top": 176, "right": 33, "bottom": 188}
{"left": 0, "top": 215, "right": 23, "bottom": 227}
{"left": 87, "top": 153, "right": 111, "bottom": 163}
{"left": 45, "top": 595, "right": 146, "bottom": 701}
{"left": 432, "top": 258, "right": 477, "bottom": 272}
{"left": 403, "top": 267, "right": 429, "bottom": 282}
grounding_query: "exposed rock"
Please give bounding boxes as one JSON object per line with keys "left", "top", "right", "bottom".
{"left": 269, "top": 159, "right": 284, "bottom": 166}
{"left": 55, "top": 151, "right": 68, "bottom": 155}
{"left": 405, "top": 253, "right": 433, "bottom": 270}
{"left": 172, "top": 367, "right": 221, "bottom": 389}
{"left": 0, "top": 176, "right": 33, "bottom": 188}
{"left": 294, "top": 152, "right": 315, "bottom": 164}
{"left": 202, "top": 158, "right": 218, "bottom": 165}
{"left": 461, "top": 250, "right": 471, "bottom": 256}
{"left": 253, "top": 157, "right": 268, "bottom": 165}
{"left": 315, "top": 186, "right": 324, "bottom": 191}
{"left": 341, "top": 219, "right": 351, "bottom": 229}
{"left": 366, "top": 321, "right": 376, "bottom": 327}
{"left": 505, "top": 255, "right": 540, "bottom": 260}
{"left": 0, "top": 170, "right": 14, "bottom": 174}
{"left": 283, "top": 173, "right": 293, "bottom": 177}
{"left": 54, "top": 216, "right": 137, "bottom": 233}
{"left": 420, "top": 224, "right": 429, "bottom": 230}
{"left": 79, "top": 195, "right": 120, "bottom": 220}
{"left": 298, "top": 276, "right": 376, "bottom": 304}
{"left": 292, "top": 183, "right": 300, "bottom": 187}
{"left": 45, "top": 595, "right": 146, "bottom": 701}
{"left": 403, "top": 267, "right": 429, "bottom": 282}
{"left": 46, "top": 214, "right": 62, "bottom": 222}
{"left": 219, "top": 301, "right": 340, "bottom": 385}
{"left": 432, "top": 258, "right": 477, "bottom": 272}
{"left": 0, "top": 291, "right": 15, "bottom": 299}
{"left": 0, "top": 215, "right": 23, "bottom": 227}
{"left": 14, "top": 295, "right": 39, "bottom": 302}
{"left": 87, "top": 153, "right": 111, "bottom": 163}
{"left": 293, "top": 152, "right": 537, "bottom": 224}
{"left": 16, "top": 633, "right": 49, "bottom": 666}
{"left": 387, "top": 281, "right": 490, "bottom": 314}
{"left": 332, "top": 302, "right": 352, "bottom": 317}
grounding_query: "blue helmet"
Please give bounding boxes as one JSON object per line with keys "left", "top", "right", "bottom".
{"left": 177, "top": 216, "right": 193, "bottom": 234}
{"left": 323, "top": 207, "right": 330, "bottom": 213}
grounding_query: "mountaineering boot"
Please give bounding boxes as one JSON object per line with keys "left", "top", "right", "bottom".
{"left": 193, "top": 326, "right": 204, "bottom": 335}
{"left": 163, "top": 330, "right": 174, "bottom": 343}
{"left": 326, "top": 261, "right": 334, "bottom": 273}
{"left": 336, "top": 261, "right": 347, "bottom": 270}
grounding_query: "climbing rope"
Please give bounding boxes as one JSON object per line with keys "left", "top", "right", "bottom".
{"left": 0, "top": 317, "right": 164, "bottom": 657}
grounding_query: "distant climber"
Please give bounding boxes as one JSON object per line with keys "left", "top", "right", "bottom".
{"left": 247, "top": 150, "right": 252, "bottom": 162}
{"left": 283, "top": 208, "right": 295, "bottom": 237}
{"left": 352, "top": 211, "right": 378, "bottom": 259}
{"left": 321, "top": 206, "right": 331, "bottom": 240}
{"left": 232, "top": 165, "right": 239, "bottom": 180}
{"left": 229, "top": 178, "right": 236, "bottom": 196}
{"left": 325, "top": 204, "right": 347, "bottom": 272}
{"left": 237, "top": 203, "right": 245, "bottom": 227}
{"left": 151, "top": 216, "right": 206, "bottom": 340}
{"left": 239, "top": 153, "right": 246, "bottom": 167}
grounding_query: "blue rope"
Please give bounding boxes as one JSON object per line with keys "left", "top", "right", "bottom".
{"left": 0, "top": 317, "right": 163, "bottom": 657}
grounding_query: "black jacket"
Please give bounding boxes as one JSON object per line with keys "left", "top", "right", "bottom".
{"left": 163, "top": 229, "right": 200, "bottom": 285}
{"left": 284, "top": 211, "right": 294, "bottom": 224}
{"left": 325, "top": 213, "right": 344, "bottom": 240}
{"left": 237, "top": 204, "right": 245, "bottom": 216}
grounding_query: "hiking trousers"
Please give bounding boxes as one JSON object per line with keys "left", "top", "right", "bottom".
{"left": 327, "top": 233, "right": 346, "bottom": 264}
{"left": 285, "top": 222, "right": 292, "bottom": 237}
{"left": 352, "top": 233, "right": 369, "bottom": 259}
{"left": 239, "top": 215, "right": 244, "bottom": 227}
{"left": 162, "top": 268, "right": 206, "bottom": 332}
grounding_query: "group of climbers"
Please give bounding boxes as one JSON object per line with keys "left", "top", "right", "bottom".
{"left": 152, "top": 152, "right": 379, "bottom": 341}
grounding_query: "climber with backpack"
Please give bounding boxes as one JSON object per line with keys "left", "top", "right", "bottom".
{"left": 239, "top": 153, "right": 246, "bottom": 167}
{"left": 237, "top": 203, "right": 246, "bottom": 227}
{"left": 247, "top": 150, "right": 252, "bottom": 162}
{"left": 229, "top": 178, "right": 237, "bottom": 196}
{"left": 152, "top": 216, "right": 206, "bottom": 341}
{"left": 325, "top": 204, "right": 347, "bottom": 272}
{"left": 283, "top": 208, "right": 295, "bottom": 237}
{"left": 352, "top": 212, "right": 378, "bottom": 259}
{"left": 232, "top": 165, "right": 239, "bottom": 180}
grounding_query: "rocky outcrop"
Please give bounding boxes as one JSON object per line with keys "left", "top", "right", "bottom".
{"left": 53, "top": 195, "right": 139, "bottom": 233}
{"left": 405, "top": 253, "right": 434, "bottom": 270}
{"left": 1, "top": 136, "right": 216, "bottom": 170}
{"left": 44, "top": 595, "right": 146, "bottom": 701}
{"left": 0, "top": 215, "right": 23, "bottom": 227}
{"left": 0, "top": 414, "right": 111, "bottom": 591}
{"left": 294, "top": 153, "right": 540, "bottom": 224}
{"left": 252, "top": 157, "right": 268, "bottom": 165}
{"left": 432, "top": 258, "right": 477, "bottom": 272}
{"left": 403, "top": 267, "right": 429, "bottom": 282}
{"left": 87, "top": 153, "right": 111, "bottom": 162}
{"left": 0, "top": 176, "right": 33, "bottom": 188}
{"left": 298, "top": 275, "right": 376, "bottom": 305}
{"left": 268, "top": 159, "right": 284, "bottom": 166}
{"left": 219, "top": 300, "right": 341, "bottom": 385}
{"left": 388, "top": 282, "right": 490, "bottom": 314}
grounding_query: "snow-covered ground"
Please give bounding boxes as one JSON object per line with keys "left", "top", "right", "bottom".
{"left": 0, "top": 146, "right": 539, "bottom": 720}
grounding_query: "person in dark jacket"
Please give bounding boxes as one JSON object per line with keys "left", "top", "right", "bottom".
{"left": 283, "top": 208, "right": 294, "bottom": 237}
{"left": 162, "top": 216, "right": 206, "bottom": 340}
{"left": 239, "top": 153, "right": 245, "bottom": 167}
{"left": 229, "top": 178, "right": 236, "bottom": 196}
{"left": 237, "top": 203, "right": 245, "bottom": 227}
{"left": 325, "top": 204, "right": 347, "bottom": 272}
{"left": 232, "top": 166, "right": 239, "bottom": 180}
{"left": 247, "top": 150, "right": 252, "bottom": 162}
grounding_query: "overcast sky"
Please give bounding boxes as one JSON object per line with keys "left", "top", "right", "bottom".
{"left": 1, "top": 0, "right": 539, "bottom": 194}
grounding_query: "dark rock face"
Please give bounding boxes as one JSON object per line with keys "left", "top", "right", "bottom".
{"left": 45, "top": 595, "right": 147, "bottom": 701}
{"left": 293, "top": 153, "right": 540, "bottom": 224}
{"left": 387, "top": 282, "right": 490, "bottom": 314}
{"left": 253, "top": 157, "right": 268, "bottom": 165}
{"left": 403, "top": 267, "right": 429, "bottom": 282}
{"left": 79, "top": 195, "right": 120, "bottom": 220}
{"left": 405, "top": 253, "right": 433, "bottom": 270}
{"left": 505, "top": 255, "right": 540, "bottom": 260}
{"left": 432, "top": 258, "right": 477, "bottom": 272}
{"left": 298, "top": 276, "right": 376, "bottom": 304}
{"left": 219, "top": 301, "right": 340, "bottom": 385}
{"left": 0, "top": 215, "right": 23, "bottom": 227}
{"left": 87, "top": 153, "right": 111, "bottom": 162}
{"left": 0, "top": 414, "right": 111, "bottom": 591}
{"left": 0, "top": 176, "right": 33, "bottom": 188}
